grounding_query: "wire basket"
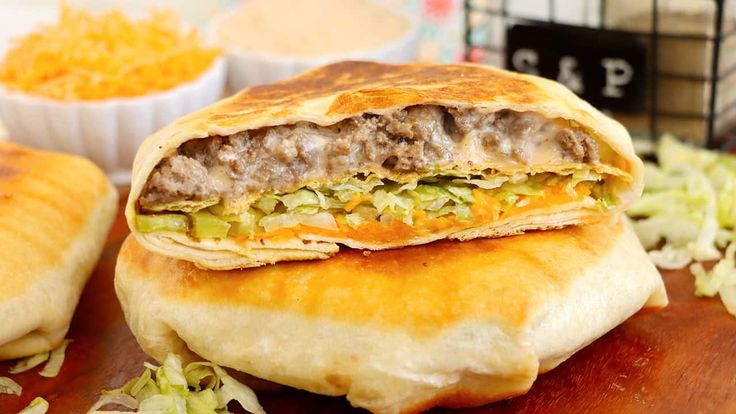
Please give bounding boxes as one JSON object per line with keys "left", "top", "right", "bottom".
{"left": 465, "top": 0, "right": 736, "bottom": 148}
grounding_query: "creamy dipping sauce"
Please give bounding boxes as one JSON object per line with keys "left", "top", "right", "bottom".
{"left": 216, "top": 0, "right": 410, "bottom": 56}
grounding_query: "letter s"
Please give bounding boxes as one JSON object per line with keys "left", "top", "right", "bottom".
{"left": 511, "top": 49, "right": 539, "bottom": 75}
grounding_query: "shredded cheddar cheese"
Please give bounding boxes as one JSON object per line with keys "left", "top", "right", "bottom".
{"left": 344, "top": 194, "right": 364, "bottom": 212}
{"left": 505, "top": 183, "right": 590, "bottom": 216}
{"left": 0, "top": 4, "right": 220, "bottom": 100}
{"left": 470, "top": 190, "right": 502, "bottom": 221}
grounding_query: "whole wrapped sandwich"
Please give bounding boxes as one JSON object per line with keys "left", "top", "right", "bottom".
{"left": 115, "top": 218, "right": 667, "bottom": 413}
{"left": 0, "top": 142, "right": 117, "bottom": 360}
{"left": 127, "top": 61, "right": 641, "bottom": 269}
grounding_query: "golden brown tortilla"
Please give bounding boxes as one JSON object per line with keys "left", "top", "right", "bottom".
{"left": 0, "top": 142, "right": 117, "bottom": 360}
{"left": 115, "top": 217, "right": 666, "bottom": 414}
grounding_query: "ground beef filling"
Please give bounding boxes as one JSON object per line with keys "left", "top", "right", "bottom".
{"left": 139, "top": 106, "right": 600, "bottom": 210}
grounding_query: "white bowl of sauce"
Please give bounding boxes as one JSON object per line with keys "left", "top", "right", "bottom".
{"left": 213, "top": 0, "right": 420, "bottom": 91}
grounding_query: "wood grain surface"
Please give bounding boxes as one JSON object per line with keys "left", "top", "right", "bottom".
{"left": 2, "top": 196, "right": 735, "bottom": 414}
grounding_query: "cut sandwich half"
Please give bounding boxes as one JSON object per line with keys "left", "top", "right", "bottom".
{"left": 127, "top": 61, "right": 643, "bottom": 269}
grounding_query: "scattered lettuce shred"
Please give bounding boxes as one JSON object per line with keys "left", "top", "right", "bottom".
{"left": 87, "top": 353, "right": 266, "bottom": 414}
{"left": 689, "top": 242, "right": 736, "bottom": 315}
{"left": 628, "top": 134, "right": 736, "bottom": 317}
{"left": 9, "top": 352, "right": 50, "bottom": 374}
{"left": 0, "top": 376, "right": 22, "bottom": 395}
{"left": 39, "top": 339, "right": 72, "bottom": 378}
{"left": 8, "top": 339, "right": 72, "bottom": 377}
{"left": 17, "top": 397, "right": 49, "bottom": 414}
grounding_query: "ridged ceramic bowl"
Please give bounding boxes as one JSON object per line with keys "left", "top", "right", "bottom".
{"left": 219, "top": 11, "right": 420, "bottom": 91}
{"left": 0, "top": 57, "right": 226, "bottom": 185}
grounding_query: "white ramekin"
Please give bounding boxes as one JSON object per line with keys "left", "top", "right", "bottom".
{"left": 220, "top": 11, "right": 421, "bottom": 92}
{"left": 0, "top": 57, "right": 227, "bottom": 185}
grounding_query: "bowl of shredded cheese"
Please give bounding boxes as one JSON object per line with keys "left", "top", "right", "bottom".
{"left": 213, "top": 0, "right": 420, "bottom": 91}
{"left": 0, "top": 5, "right": 225, "bottom": 185}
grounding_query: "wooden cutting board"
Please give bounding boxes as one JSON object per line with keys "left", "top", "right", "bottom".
{"left": 2, "top": 196, "right": 736, "bottom": 414}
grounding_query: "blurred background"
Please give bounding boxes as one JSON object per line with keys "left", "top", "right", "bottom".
{"left": 0, "top": 0, "right": 466, "bottom": 62}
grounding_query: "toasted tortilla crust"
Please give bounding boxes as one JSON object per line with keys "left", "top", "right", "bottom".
{"left": 0, "top": 142, "right": 118, "bottom": 360}
{"left": 116, "top": 218, "right": 667, "bottom": 414}
{"left": 127, "top": 61, "right": 643, "bottom": 269}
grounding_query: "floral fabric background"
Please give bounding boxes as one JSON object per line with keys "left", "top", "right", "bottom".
{"left": 401, "top": 0, "right": 466, "bottom": 63}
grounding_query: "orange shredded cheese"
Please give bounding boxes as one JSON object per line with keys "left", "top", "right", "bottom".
{"left": 505, "top": 183, "right": 590, "bottom": 216}
{"left": 470, "top": 189, "right": 502, "bottom": 221}
{"left": 343, "top": 194, "right": 364, "bottom": 212}
{"left": 340, "top": 219, "right": 417, "bottom": 244}
{"left": 0, "top": 4, "right": 221, "bottom": 100}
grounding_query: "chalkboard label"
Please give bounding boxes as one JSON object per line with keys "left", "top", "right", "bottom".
{"left": 506, "top": 23, "right": 647, "bottom": 112}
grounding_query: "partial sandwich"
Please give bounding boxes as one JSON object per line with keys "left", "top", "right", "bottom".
{"left": 115, "top": 217, "right": 667, "bottom": 414}
{"left": 127, "top": 61, "right": 643, "bottom": 269}
{"left": 0, "top": 142, "right": 117, "bottom": 360}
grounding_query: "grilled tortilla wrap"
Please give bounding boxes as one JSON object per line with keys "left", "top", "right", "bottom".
{"left": 127, "top": 61, "right": 643, "bottom": 269}
{"left": 115, "top": 217, "right": 667, "bottom": 414}
{"left": 0, "top": 142, "right": 117, "bottom": 360}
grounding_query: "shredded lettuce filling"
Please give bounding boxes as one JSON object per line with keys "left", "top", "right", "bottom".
{"left": 137, "top": 170, "right": 611, "bottom": 238}
{"left": 628, "top": 134, "right": 736, "bottom": 317}
{"left": 88, "top": 353, "right": 265, "bottom": 414}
